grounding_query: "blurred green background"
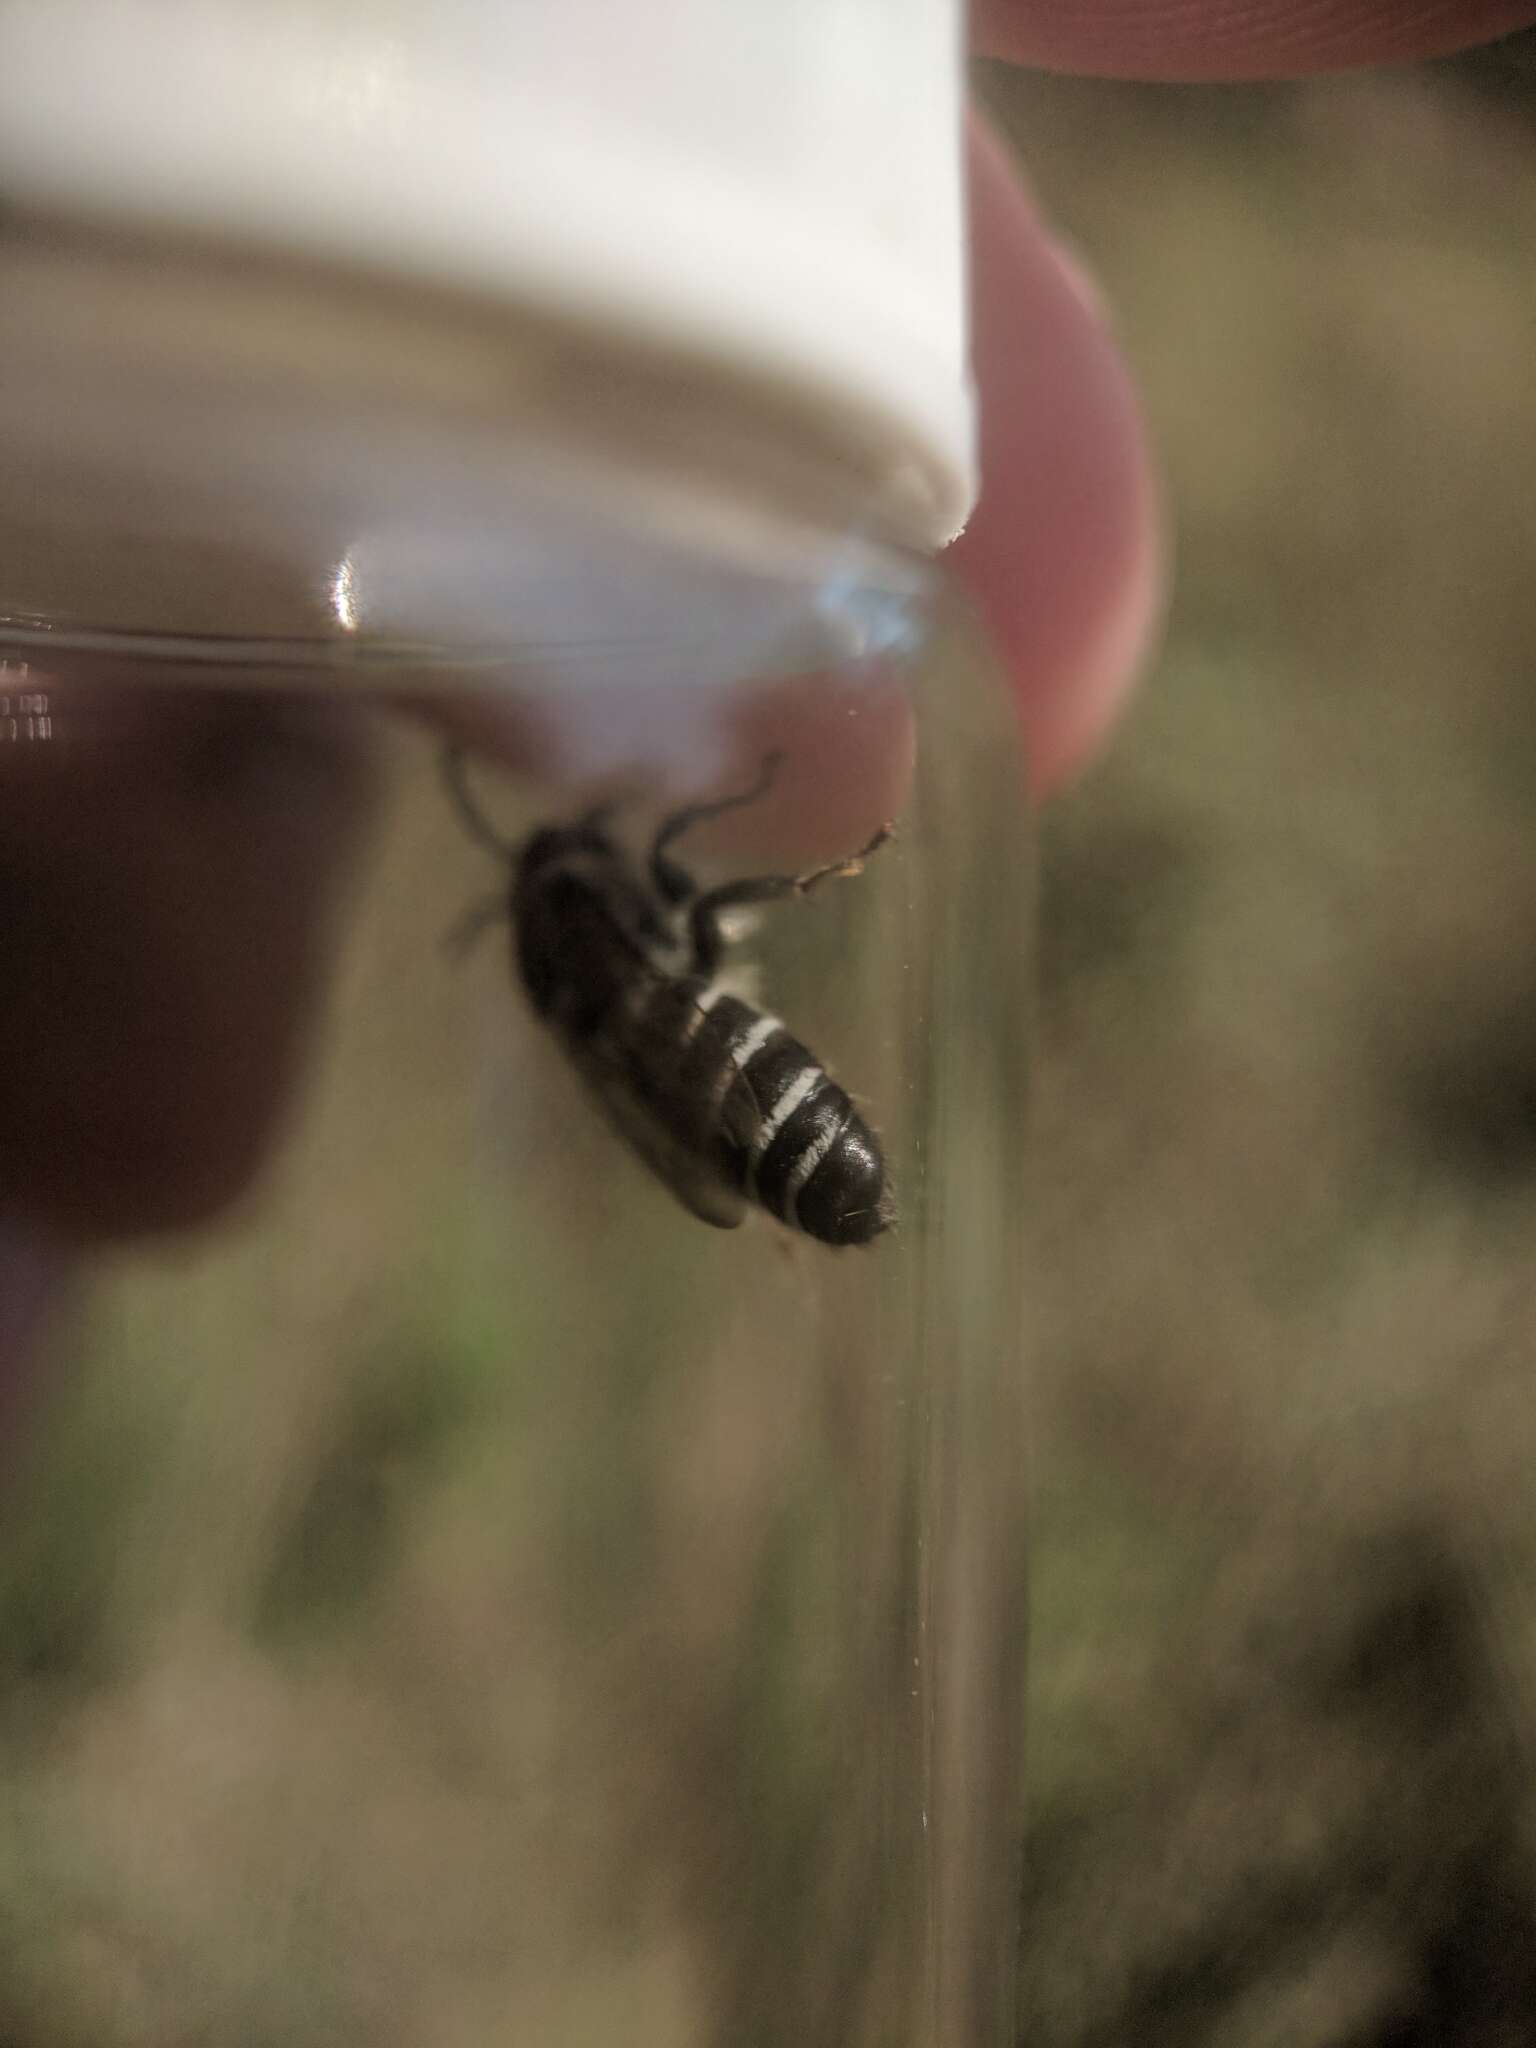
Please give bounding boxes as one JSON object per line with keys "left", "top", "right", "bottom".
{"left": 985, "top": 46, "right": 1536, "bottom": 2046}
{"left": 10, "top": 43, "right": 1536, "bottom": 2048}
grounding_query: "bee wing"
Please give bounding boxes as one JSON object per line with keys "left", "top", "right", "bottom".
{"left": 567, "top": 1040, "right": 748, "bottom": 1231}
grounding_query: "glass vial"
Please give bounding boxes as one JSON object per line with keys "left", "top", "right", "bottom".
{"left": 0, "top": 5, "right": 1031, "bottom": 2043}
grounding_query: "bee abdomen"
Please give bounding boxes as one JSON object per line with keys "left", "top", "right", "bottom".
{"left": 621, "top": 978, "right": 892, "bottom": 1246}
{"left": 748, "top": 1066, "right": 891, "bottom": 1246}
{"left": 688, "top": 1000, "right": 891, "bottom": 1247}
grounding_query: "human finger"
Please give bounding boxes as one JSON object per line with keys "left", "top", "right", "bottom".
{"left": 0, "top": 681, "right": 374, "bottom": 1243}
{"left": 949, "top": 117, "right": 1165, "bottom": 793}
{"left": 972, "top": 0, "right": 1536, "bottom": 80}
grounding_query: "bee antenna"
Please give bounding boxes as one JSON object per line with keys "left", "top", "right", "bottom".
{"left": 651, "top": 748, "right": 785, "bottom": 868}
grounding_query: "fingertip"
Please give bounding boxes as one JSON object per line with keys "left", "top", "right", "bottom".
{"left": 949, "top": 116, "right": 1166, "bottom": 796}
{"left": 971, "top": 1, "right": 1536, "bottom": 81}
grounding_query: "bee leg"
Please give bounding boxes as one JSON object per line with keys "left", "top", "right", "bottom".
{"left": 443, "top": 892, "right": 509, "bottom": 960}
{"left": 688, "top": 822, "right": 894, "bottom": 976}
{"left": 648, "top": 750, "right": 784, "bottom": 905}
{"left": 689, "top": 876, "right": 796, "bottom": 975}
{"left": 440, "top": 744, "right": 522, "bottom": 861}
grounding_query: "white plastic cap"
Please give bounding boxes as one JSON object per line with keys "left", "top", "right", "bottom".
{"left": 0, "top": 0, "right": 973, "bottom": 548}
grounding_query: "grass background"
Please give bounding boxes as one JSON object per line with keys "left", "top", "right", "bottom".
{"left": 985, "top": 47, "right": 1536, "bottom": 2044}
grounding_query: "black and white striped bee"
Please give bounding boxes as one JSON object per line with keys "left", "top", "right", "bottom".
{"left": 444, "top": 747, "right": 895, "bottom": 1246}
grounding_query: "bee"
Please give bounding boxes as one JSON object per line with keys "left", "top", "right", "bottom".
{"left": 443, "top": 746, "right": 895, "bottom": 1246}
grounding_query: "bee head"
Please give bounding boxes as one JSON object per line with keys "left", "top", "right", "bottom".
{"left": 519, "top": 821, "right": 619, "bottom": 875}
